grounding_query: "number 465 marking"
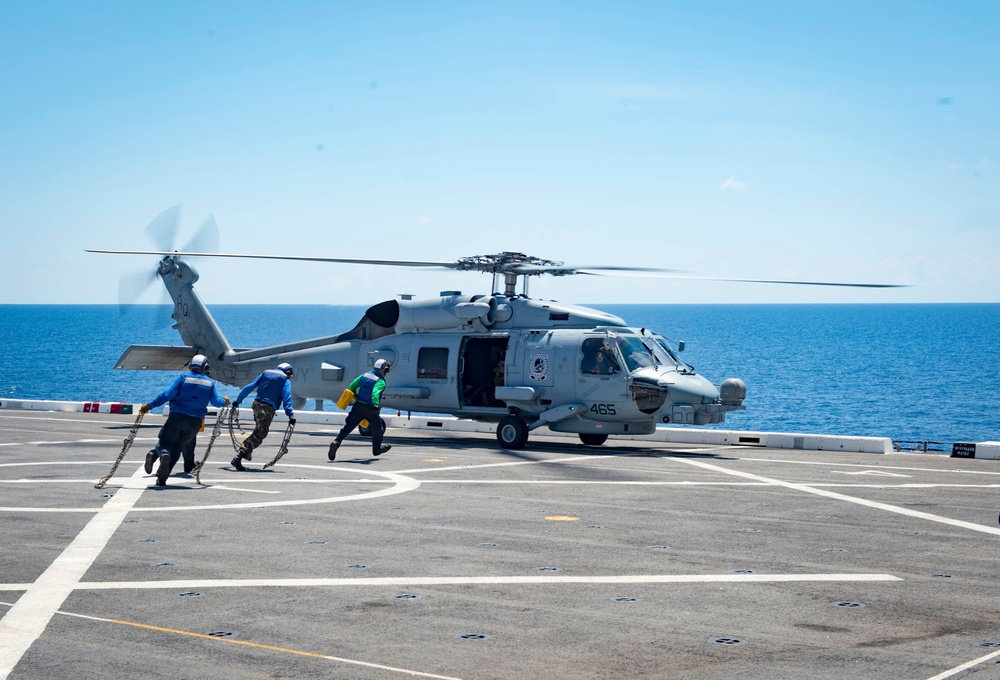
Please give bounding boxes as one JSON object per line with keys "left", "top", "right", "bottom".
{"left": 590, "top": 403, "right": 616, "bottom": 416}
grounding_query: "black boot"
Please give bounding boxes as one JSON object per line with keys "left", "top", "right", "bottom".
{"left": 375, "top": 444, "right": 391, "bottom": 456}
{"left": 231, "top": 455, "right": 246, "bottom": 471}
{"left": 328, "top": 440, "right": 340, "bottom": 461}
{"left": 155, "top": 453, "right": 171, "bottom": 486}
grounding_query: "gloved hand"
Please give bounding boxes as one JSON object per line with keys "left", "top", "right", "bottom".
{"left": 223, "top": 396, "right": 231, "bottom": 406}
{"left": 289, "top": 417, "right": 296, "bottom": 425}
{"left": 234, "top": 401, "right": 241, "bottom": 409}
{"left": 139, "top": 403, "right": 150, "bottom": 414}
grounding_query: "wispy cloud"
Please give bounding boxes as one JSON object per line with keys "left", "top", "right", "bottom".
{"left": 719, "top": 177, "right": 750, "bottom": 193}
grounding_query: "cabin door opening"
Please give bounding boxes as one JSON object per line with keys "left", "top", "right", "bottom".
{"left": 460, "top": 337, "right": 509, "bottom": 408}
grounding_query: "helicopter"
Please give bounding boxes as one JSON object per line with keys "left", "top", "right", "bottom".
{"left": 88, "top": 208, "right": 904, "bottom": 450}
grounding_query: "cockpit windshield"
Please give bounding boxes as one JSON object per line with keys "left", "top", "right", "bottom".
{"left": 644, "top": 334, "right": 694, "bottom": 373}
{"left": 613, "top": 335, "right": 656, "bottom": 372}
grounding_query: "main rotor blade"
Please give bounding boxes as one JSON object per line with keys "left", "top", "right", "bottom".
{"left": 85, "top": 250, "right": 459, "bottom": 268}
{"left": 143, "top": 205, "right": 182, "bottom": 252}
{"left": 705, "top": 277, "right": 908, "bottom": 289}
{"left": 84, "top": 248, "right": 908, "bottom": 289}
{"left": 650, "top": 275, "right": 908, "bottom": 289}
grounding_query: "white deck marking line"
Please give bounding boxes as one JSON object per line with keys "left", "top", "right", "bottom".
{"left": 831, "top": 470, "right": 911, "bottom": 477}
{"left": 812, "top": 483, "right": 1000, "bottom": 489}
{"left": 0, "top": 439, "right": 156, "bottom": 448}
{"left": 404, "top": 480, "right": 1000, "bottom": 490}
{"left": 733, "top": 455, "right": 1000, "bottom": 477}
{"left": 0, "top": 479, "right": 391, "bottom": 485}
{"left": 0, "top": 461, "right": 121, "bottom": 467}
{"left": 925, "top": 646, "right": 1000, "bottom": 680}
{"left": 0, "top": 602, "right": 464, "bottom": 680}
{"left": 9, "top": 479, "right": 998, "bottom": 492}
{"left": 415, "top": 480, "right": 765, "bottom": 485}
{"left": 0, "top": 573, "right": 901, "bottom": 592}
{"left": 0, "top": 466, "right": 148, "bottom": 680}
{"left": 673, "top": 458, "right": 1000, "bottom": 537}
{"left": 203, "top": 485, "right": 282, "bottom": 494}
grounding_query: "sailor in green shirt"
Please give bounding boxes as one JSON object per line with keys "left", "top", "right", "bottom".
{"left": 328, "top": 359, "right": 392, "bottom": 461}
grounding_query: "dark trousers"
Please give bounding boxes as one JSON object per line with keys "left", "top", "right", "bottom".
{"left": 242, "top": 400, "right": 276, "bottom": 454}
{"left": 335, "top": 401, "right": 384, "bottom": 453}
{"left": 156, "top": 412, "right": 203, "bottom": 478}
{"left": 182, "top": 437, "right": 197, "bottom": 473}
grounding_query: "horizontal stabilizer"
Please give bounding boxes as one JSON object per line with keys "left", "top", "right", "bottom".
{"left": 114, "top": 345, "right": 197, "bottom": 371}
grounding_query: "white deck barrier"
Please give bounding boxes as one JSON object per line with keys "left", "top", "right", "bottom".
{"left": 0, "top": 398, "right": 905, "bottom": 454}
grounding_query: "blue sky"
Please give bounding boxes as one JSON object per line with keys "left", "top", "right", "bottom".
{"left": 1, "top": 2, "right": 997, "bottom": 305}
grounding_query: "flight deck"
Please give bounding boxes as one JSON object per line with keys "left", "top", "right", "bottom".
{"left": 2, "top": 408, "right": 1000, "bottom": 680}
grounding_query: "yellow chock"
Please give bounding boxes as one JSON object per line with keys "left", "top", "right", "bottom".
{"left": 336, "top": 389, "right": 355, "bottom": 410}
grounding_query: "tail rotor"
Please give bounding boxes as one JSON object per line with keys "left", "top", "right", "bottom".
{"left": 117, "top": 206, "right": 220, "bottom": 320}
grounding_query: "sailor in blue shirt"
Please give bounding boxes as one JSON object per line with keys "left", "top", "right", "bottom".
{"left": 139, "top": 354, "right": 229, "bottom": 486}
{"left": 230, "top": 362, "right": 296, "bottom": 471}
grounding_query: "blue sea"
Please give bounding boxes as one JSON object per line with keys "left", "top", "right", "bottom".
{"left": 2, "top": 303, "right": 998, "bottom": 447}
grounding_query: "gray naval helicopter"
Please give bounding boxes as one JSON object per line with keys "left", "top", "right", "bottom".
{"left": 89, "top": 210, "right": 902, "bottom": 450}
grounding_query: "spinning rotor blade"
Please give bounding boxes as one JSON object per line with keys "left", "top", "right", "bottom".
{"left": 180, "top": 214, "right": 219, "bottom": 255}
{"left": 117, "top": 268, "right": 160, "bottom": 308}
{"left": 143, "top": 204, "right": 182, "bottom": 252}
{"left": 117, "top": 265, "right": 171, "bottom": 325}
{"left": 113, "top": 205, "right": 219, "bottom": 324}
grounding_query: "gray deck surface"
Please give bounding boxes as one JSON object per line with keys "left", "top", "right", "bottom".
{"left": 2, "top": 409, "right": 999, "bottom": 679}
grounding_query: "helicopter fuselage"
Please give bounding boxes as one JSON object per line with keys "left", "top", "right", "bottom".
{"left": 115, "top": 257, "right": 746, "bottom": 449}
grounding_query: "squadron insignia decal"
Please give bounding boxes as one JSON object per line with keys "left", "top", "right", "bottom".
{"left": 529, "top": 353, "right": 549, "bottom": 382}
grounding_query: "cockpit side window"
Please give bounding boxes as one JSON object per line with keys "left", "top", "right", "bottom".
{"left": 580, "top": 337, "right": 621, "bottom": 375}
{"left": 615, "top": 336, "right": 655, "bottom": 372}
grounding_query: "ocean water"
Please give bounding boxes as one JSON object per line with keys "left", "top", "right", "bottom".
{"left": 2, "top": 303, "right": 998, "bottom": 447}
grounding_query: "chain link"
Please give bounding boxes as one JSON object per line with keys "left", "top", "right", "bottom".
{"left": 95, "top": 410, "right": 145, "bottom": 489}
{"left": 262, "top": 421, "right": 296, "bottom": 469}
{"left": 227, "top": 404, "right": 246, "bottom": 453}
{"left": 193, "top": 405, "right": 230, "bottom": 485}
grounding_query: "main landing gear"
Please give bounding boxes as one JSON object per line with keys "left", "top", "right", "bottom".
{"left": 496, "top": 416, "right": 610, "bottom": 449}
{"left": 496, "top": 415, "right": 529, "bottom": 449}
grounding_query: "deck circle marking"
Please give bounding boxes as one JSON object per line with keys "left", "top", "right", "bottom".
{"left": 0, "top": 464, "right": 419, "bottom": 513}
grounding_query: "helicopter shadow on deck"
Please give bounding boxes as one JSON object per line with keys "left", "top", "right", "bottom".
{"left": 300, "top": 430, "right": 738, "bottom": 463}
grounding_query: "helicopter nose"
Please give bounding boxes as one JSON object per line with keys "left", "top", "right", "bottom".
{"left": 659, "top": 373, "right": 719, "bottom": 405}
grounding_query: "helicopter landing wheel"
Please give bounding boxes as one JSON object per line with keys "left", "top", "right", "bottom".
{"left": 497, "top": 415, "right": 529, "bottom": 450}
{"left": 579, "top": 433, "right": 608, "bottom": 446}
{"left": 359, "top": 417, "right": 386, "bottom": 438}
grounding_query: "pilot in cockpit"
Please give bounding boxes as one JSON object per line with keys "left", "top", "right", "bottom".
{"left": 581, "top": 339, "right": 621, "bottom": 375}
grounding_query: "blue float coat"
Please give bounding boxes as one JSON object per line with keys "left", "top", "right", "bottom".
{"left": 236, "top": 369, "right": 294, "bottom": 417}
{"left": 148, "top": 371, "right": 227, "bottom": 419}
{"left": 350, "top": 371, "right": 386, "bottom": 407}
